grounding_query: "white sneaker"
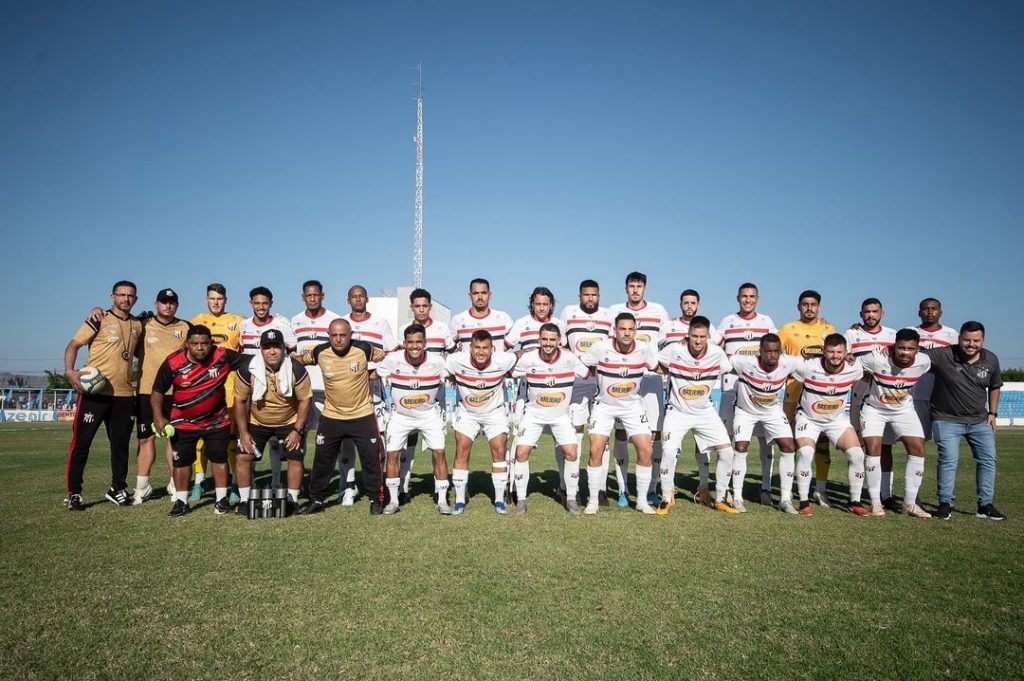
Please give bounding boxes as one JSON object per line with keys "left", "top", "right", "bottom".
{"left": 132, "top": 484, "right": 153, "bottom": 506}
{"left": 383, "top": 501, "right": 400, "bottom": 515}
{"left": 779, "top": 498, "right": 798, "bottom": 515}
{"left": 731, "top": 497, "right": 748, "bottom": 513}
{"left": 904, "top": 503, "right": 932, "bottom": 519}
{"left": 340, "top": 488, "right": 357, "bottom": 507}
{"left": 814, "top": 489, "right": 831, "bottom": 507}
{"left": 437, "top": 500, "right": 452, "bottom": 515}
{"left": 584, "top": 500, "right": 599, "bottom": 515}
{"left": 635, "top": 501, "right": 657, "bottom": 515}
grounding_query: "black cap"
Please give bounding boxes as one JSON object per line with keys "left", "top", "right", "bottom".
{"left": 260, "top": 329, "right": 285, "bottom": 348}
{"left": 156, "top": 288, "right": 179, "bottom": 303}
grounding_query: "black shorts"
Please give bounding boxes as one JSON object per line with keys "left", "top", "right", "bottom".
{"left": 170, "top": 427, "right": 230, "bottom": 468}
{"left": 135, "top": 394, "right": 172, "bottom": 439}
{"left": 247, "top": 424, "right": 306, "bottom": 462}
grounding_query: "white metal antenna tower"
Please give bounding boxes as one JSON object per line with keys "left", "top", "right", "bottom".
{"left": 413, "top": 63, "right": 424, "bottom": 289}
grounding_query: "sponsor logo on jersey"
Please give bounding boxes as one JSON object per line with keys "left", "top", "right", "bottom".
{"left": 636, "top": 333, "right": 652, "bottom": 343}
{"left": 752, "top": 393, "right": 777, "bottom": 405}
{"left": 537, "top": 392, "right": 565, "bottom": 407}
{"left": 811, "top": 399, "right": 844, "bottom": 415}
{"left": 465, "top": 391, "right": 494, "bottom": 407}
{"left": 575, "top": 338, "right": 598, "bottom": 353}
{"left": 399, "top": 394, "right": 431, "bottom": 409}
{"left": 737, "top": 345, "right": 759, "bottom": 356}
{"left": 880, "top": 391, "right": 908, "bottom": 404}
{"left": 678, "top": 385, "right": 710, "bottom": 400}
{"left": 607, "top": 381, "right": 637, "bottom": 397}
{"left": 801, "top": 345, "right": 824, "bottom": 359}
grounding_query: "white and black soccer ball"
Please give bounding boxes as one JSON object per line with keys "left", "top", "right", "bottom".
{"left": 79, "top": 366, "right": 107, "bottom": 394}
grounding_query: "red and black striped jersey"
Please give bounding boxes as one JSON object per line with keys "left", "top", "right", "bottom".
{"left": 152, "top": 346, "right": 247, "bottom": 431}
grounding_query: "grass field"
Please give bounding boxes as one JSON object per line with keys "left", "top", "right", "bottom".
{"left": 1, "top": 424, "right": 1022, "bottom": 680}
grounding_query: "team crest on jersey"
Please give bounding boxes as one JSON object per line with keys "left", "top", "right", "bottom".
{"left": 544, "top": 375, "right": 558, "bottom": 387}
{"left": 585, "top": 322, "right": 595, "bottom": 332}
{"left": 349, "top": 362, "right": 360, "bottom": 373}
{"left": 228, "top": 323, "right": 237, "bottom": 330}
{"left": 408, "top": 378, "right": 421, "bottom": 389}
{"left": 174, "top": 330, "right": 184, "bottom": 339}
{"left": 743, "top": 330, "right": 754, "bottom": 341}
{"left": 977, "top": 368, "right": 990, "bottom": 380}
{"left": 475, "top": 378, "right": 487, "bottom": 389}
{"left": 208, "top": 367, "right": 220, "bottom": 379}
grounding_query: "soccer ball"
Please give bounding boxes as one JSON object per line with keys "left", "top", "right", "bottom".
{"left": 79, "top": 366, "right": 107, "bottom": 394}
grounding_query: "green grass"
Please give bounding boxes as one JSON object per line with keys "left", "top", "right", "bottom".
{"left": 2, "top": 424, "right": 1022, "bottom": 680}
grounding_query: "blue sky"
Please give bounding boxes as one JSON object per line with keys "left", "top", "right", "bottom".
{"left": 2, "top": 1, "right": 1022, "bottom": 372}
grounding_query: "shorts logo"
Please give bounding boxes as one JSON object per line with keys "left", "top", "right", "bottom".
{"left": 399, "top": 394, "right": 431, "bottom": 409}
{"left": 811, "top": 399, "right": 844, "bottom": 415}
{"left": 608, "top": 382, "right": 637, "bottom": 397}
{"left": 83, "top": 412, "right": 95, "bottom": 423}
{"left": 465, "top": 391, "right": 494, "bottom": 407}
{"left": 678, "top": 385, "right": 709, "bottom": 400}
{"left": 537, "top": 392, "right": 564, "bottom": 407}
{"left": 316, "top": 434, "right": 325, "bottom": 445}
{"left": 172, "top": 449, "right": 179, "bottom": 462}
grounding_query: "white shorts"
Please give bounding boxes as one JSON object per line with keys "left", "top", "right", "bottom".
{"left": 516, "top": 411, "right": 577, "bottom": 448}
{"left": 662, "top": 407, "right": 730, "bottom": 453}
{"left": 569, "top": 377, "right": 598, "bottom": 428}
{"left": 720, "top": 387, "right": 766, "bottom": 441}
{"left": 590, "top": 400, "right": 651, "bottom": 439}
{"left": 733, "top": 408, "right": 793, "bottom": 444}
{"left": 794, "top": 410, "right": 855, "bottom": 447}
{"left": 640, "top": 373, "right": 665, "bottom": 430}
{"left": 453, "top": 406, "right": 509, "bottom": 441}
{"left": 386, "top": 410, "right": 446, "bottom": 452}
{"left": 860, "top": 404, "right": 924, "bottom": 440}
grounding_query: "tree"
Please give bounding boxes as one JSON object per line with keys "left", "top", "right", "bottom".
{"left": 45, "top": 369, "right": 71, "bottom": 391}
{"left": 1002, "top": 367, "right": 1024, "bottom": 382}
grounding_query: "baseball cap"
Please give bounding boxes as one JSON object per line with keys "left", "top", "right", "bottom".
{"left": 157, "top": 288, "right": 179, "bottom": 303}
{"left": 260, "top": 329, "right": 285, "bottom": 347}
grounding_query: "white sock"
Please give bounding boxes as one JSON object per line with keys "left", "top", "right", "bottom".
{"left": 846, "top": 447, "right": 865, "bottom": 503}
{"left": 614, "top": 439, "right": 630, "bottom": 495}
{"left": 696, "top": 449, "right": 710, "bottom": 488}
{"left": 866, "top": 456, "right": 882, "bottom": 505}
{"left": 759, "top": 438, "right": 774, "bottom": 492}
{"left": 239, "top": 486, "right": 251, "bottom": 503}
{"left": 778, "top": 451, "right": 796, "bottom": 501}
{"left": 564, "top": 457, "right": 580, "bottom": 500}
{"left": 555, "top": 447, "right": 566, "bottom": 491}
{"left": 492, "top": 463, "right": 508, "bottom": 504}
{"left": 881, "top": 469, "right": 892, "bottom": 500}
{"left": 732, "top": 450, "right": 748, "bottom": 500}
{"left": 452, "top": 468, "right": 469, "bottom": 504}
{"left": 600, "top": 445, "right": 610, "bottom": 492}
{"left": 173, "top": 491, "right": 187, "bottom": 503}
{"left": 215, "top": 486, "right": 227, "bottom": 502}
{"left": 649, "top": 440, "right": 662, "bottom": 495}
{"left": 904, "top": 456, "right": 925, "bottom": 507}
{"left": 400, "top": 447, "right": 415, "bottom": 493}
{"left": 587, "top": 466, "right": 603, "bottom": 504}
{"left": 715, "top": 448, "right": 734, "bottom": 502}
{"left": 796, "top": 446, "right": 815, "bottom": 501}
{"left": 167, "top": 478, "right": 176, "bottom": 494}
{"left": 386, "top": 477, "right": 401, "bottom": 505}
{"left": 287, "top": 488, "right": 299, "bottom": 503}
{"left": 635, "top": 465, "right": 652, "bottom": 505}
{"left": 514, "top": 460, "right": 530, "bottom": 500}
{"left": 659, "top": 448, "right": 679, "bottom": 497}
{"left": 136, "top": 475, "right": 149, "bottom": 490}
{"left": 434, "top": 478, "right": 450, "bottom": 504}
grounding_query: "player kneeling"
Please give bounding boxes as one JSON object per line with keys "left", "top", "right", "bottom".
{"left": 790, "top": 334, "right": 868, "bottom": 516}
{"left": 233, "top": 330, "right": 312, "bottom": 516}
{"left": 377, "top": 324, "right": 452, "bottom": 515}
{"left": 656, "top": 316, "right": 738, "bottom": 515}
{"left": 510, "top": 323, "right": 590, "bottom": 515}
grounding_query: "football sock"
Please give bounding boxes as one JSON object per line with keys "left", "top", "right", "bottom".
{"left": 491, "top": 462, "right": 508, "bottom": 504}
{"left": 400, "top": 447, "right": 415, "bottom": 493}
{"left": 564, "top": 457, "right": 580, "bottom": 500}
{"left": 215, "top": 487, "right": 227, "bottom": 502}
{"left": 136, "top": 475, "right": 149, "bottom": 490}
{"left": 659, "top": 449, "right": 679, "bottom": 499}
{"left": 287, "top": 488, "right": 299, "bottom": 503}
{"left": 452, "top": 468, "right": 469, "bottom": 504}
{"left": 732, "top": 450, "right": 749, "bottom": 500}
{"left": 239, "top": 486, "right": 251, "bottom": 503}
{"left": 649, "top": 440, "right": 662, "bottom": 495}
{"left": 696, "top": 449, "right": 710, "bottom": 489}
{"left": 386, "top": 477, "right": 401, "bottom": 505}
{"left": 587, "top": 466, "right": 603, "bottom": 504}
{"left": 904, "top": 455, "right": 925, "bottom": 507}
{"left": 778, "top": 451, "right": 796, "bottom": 501}
{"left": 715, "top": 448, "right": 734, "bottom": 502}
{"left": 635, "top": 465, "right": 652, "bottom": 505}
{"left": 866, "top": 456, "right": 882, "bottom": 506}
{"left": 514, "top": 460, "right": 530, "bottom": 499}
{"left": 173, "top": 491, "right": 187, "bottom": 503}
{"left": 796, "top": 446, "right": 815, "bottom": 501}
{"left": 614, "top": 439, "right": 630, "bottom": 495}
{"left": 434, "top": 478, "right": 450, "bottom": 504}
{"left": 758, "top": 437, "right": 774, "bottom": 492}
{"left": 846, "top": 447, "right": 865, "bottom": 503}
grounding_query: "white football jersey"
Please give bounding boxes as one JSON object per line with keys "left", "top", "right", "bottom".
{"left": 910, "top": 324, "right": 958, "bottom": 401}
{"left": 731, "top": 354, "right": 801, "bottom": 417}
{"left": 718, "top": 312, "right": 777, "bottom": 359}
{"left": 450, "top": 309, "right": 514, "bottom": 350}
{"left": 858, "top": 352, "right": 932, "bottom": 413}
{"left": 658, "top": 343, "right": 732, "bottom": 415}
{"left": 376, "top": 351, "right": 448, "bottom": 417}
{"left": 659, "top": 317, "right": 722, "bottom": 348}
{"left": 291, "top": 308, "right": 342, "bottom": 391}
{"left": 398, "top": 319, "right": 455, "bottom": 355}
{"left": 446, "top": 350, "right": 517, "bottom": 415}
{"left": 240, "top": 315, "right": 297, "bottom": 355}
{"left": 505, "top": 315, "right": 567, "bottom": 351}
{"left": 608, "top": 301, "right": 668, "bottom": 349}
{"left": 581, "top": 338, "right": 659, "bottom": 408}
{"left": 343, "top": 313, "right": 400, "bottom": 353}
{"left": 560, "top": 304, "right": 613, "bottom": 358}
{"left": 844, "top": 325, "right": 896, "bottom": 359}
{"left": 792, "top": 358, "right": 864, "bottom": 423}
{"left": 511, "top": 349, "right": 589, "bottom": 420}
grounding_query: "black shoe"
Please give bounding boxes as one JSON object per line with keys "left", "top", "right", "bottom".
{"left": 286, "top": 499, "right": 297, "bottom": 517}
{"left": 299, "top": 500, "right": 325, "bottom": 515}
{"left": 214, "top": 497, "right": 232, "bottom": 515}
{"left": 168, "top": 500, "right": 190, "bottom": 517}
{"left": 65, "top": 494, "right": 85, "bottom": 511}
{"left": 936, "top": 502, "right": 953, "bottom": 520}
{"left": 598, "top": 490, "right": 609, "bottom": 507}
{"left": 369, "top": 500, "right": 384, "bottom": 515}
{"left": 104, "top": 487, "right": 130, "bottom": 507}
{"left": 882, "top": 496, "right": 899, "bottom": 511}
{"left": 235, "top": 503, "right": 247, "bottom": 516}
{"left": 398, "top": 491, "right": 411, "bottom": 506}
{"left": 976, "top": 504, "right": 1006, "bottom": 521}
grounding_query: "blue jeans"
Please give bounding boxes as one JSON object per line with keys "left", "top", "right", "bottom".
{"left": 933, "top": 419, "right": 997, "bottom": 506}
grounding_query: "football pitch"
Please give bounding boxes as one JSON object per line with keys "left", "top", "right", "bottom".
{"left": 1, "top": 425, "right": 1022, "bottom": 680}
